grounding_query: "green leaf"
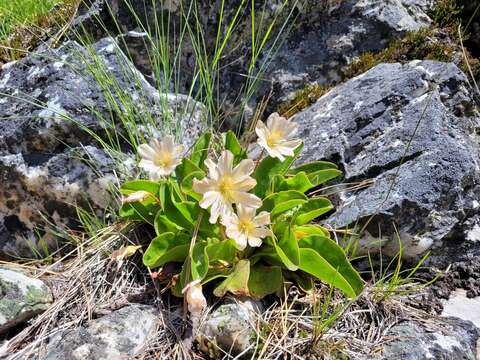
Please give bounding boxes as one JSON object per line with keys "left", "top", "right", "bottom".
{"left": 248, "top": 264, "right": 283, "bottom": 299}
{"left": 213, "top": 260, "right": 250, "bottom": 297}
{"left": 191, "top": 242, "right": 209, "bottom": 281}
{"left": 154, "top": 213, "right": 183, "bottom": 235}
{"left": 206, "top": 239, "right": 238, "bottom": 264}
{"left": 307, "top": 169, "right": 343, "bottom": 187}
{"left": 254, "top": 143, "right": 304, "bottom": 197}
{"left": 190, "top": 132, "right": 212, "bottom": 170}
{"left": 284, "top": 271, "right": 314, "bottom": 293}
{"left": 175, "top": 158, "right": 204, "bottom": 184}
{"left": 293, "top": 224, "right": 331, "bottom": 239}
{"left": 119, "top": 180, "right": 162, "bottom": 196}
{"left": 298, "top": 235, "right": 363, "bottom": 297}
{"left": 223, "top": 131, "right": 247, "bottom": 164}
{"left": 119, "top": 201, "right": 159, "bottom": 224}
{"left": 181, "top": 170, "right": 204, "bottom": 199}
{"left": 277, "top": 226, "right": 300, "bottom": 269}
{"left": 143, "top": 232, "right": 190, "bottom": 268}
{"left": 294, "top": 197, "right": 333, "bottom": 225}
{"left": 163, "top": 184, "right": 197, "bottom": 229}
{"left": 289, "top": 161, "right": 338, "bottom": 175}
{"left": 277, "top": 172, "right": 314, "bottom": 193}
{"left": 260, "top": 190, "right": 308, "bottom": 217}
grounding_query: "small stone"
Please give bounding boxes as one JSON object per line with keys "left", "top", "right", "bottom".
{"left": 199, "top": 298, "right": 262, "bottom": 356}
{"left": 0, "top": 268, "right": 52, "bottom": 333}
{"left": 41, "top": 304, "right": 158, "bottom": 360}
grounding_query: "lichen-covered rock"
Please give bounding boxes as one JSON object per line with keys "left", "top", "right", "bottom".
{"left": 0, "top": 268, "right": 52, "bottom": 333}
{"left": 41, "top": 304, "right": 158, "bottom": 360}
{"left": 292, "top": 60, "right": 480, "bottom": 265}
{"left": 380, "top": 317, "right": 480, "bottom": 360}
{"left": 199, "top": 298, "right": 262, "bottom": 356}
{"left": 0, "top": 37, "right": 206, "bottom": 258}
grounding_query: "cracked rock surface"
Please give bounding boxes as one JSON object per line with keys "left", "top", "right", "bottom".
{"left": 293, "top": 60, "right": 480, "bottom": 265}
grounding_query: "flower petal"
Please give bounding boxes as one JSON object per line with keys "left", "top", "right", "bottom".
{"left": 253, "top": 211, "right": 271, "bottom": 226}
{"left": 137, "top": 144, "right": 157, "bottom": 160}
{"left": 247, "top": 236, "right": 263, "bottom": 247}
{"left": 217, "top": 150, "right": 234, "bottom": 177}
{"left": 231, "top": 191, "right": 262, "bottom": 208}
{"left": 232, "top": 159, "right": 255, "bottom": 181}
{"left": 193, "top": 178, "right": 215, "bottom": 194}
{"left": 198, "top": 190, "right": 220, "bottom": 209}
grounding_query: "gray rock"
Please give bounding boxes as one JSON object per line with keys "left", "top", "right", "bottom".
{"left": 0, "top": 268, "right": 52, "bottom": 333}
{"left": 41, "top": 304, "right": 158, "bottom": 360}
{"left": 291, "top": 60, "right": 480, "bottom": 264}
{"left": 199, "top": 298, "right": 262, "bottom": 356}
{"left": 380, "top": 317, "right": 480, "bottom": 360}
{"left": 0, "top": 37, "right": 206, "bottom": 257}
{"left": 442, "top": 289, "right": 480, "bottom": 328}
{"left": 74, "top": 0, "right": 436, "bottom": 118}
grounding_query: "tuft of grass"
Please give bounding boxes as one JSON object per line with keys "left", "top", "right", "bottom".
{"left": 277, "top": 83, "right": 332, "bottom": 118}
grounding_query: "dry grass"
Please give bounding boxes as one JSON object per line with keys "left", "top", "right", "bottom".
{"left": 2, "top": 222, "right": 437, "bottom": 360}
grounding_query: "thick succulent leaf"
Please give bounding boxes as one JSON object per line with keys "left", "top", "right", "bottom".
{"left": 294, "top": 224, "right": 331, "bottom": 239}
{"left": 289, "top": 161, "right": 338, "bottom": 175}
{"left": 248, "top": 264, "right": 283, "bottom": 299}
{"left": 298, "top": 235, "right": 363, "bottom": 297}
{"left": 206, "top": 239, "right": 238, "bottom": 264}
{"left": 307, "top": 169, "right": 343, "bottom": 187}
{"left": 154, "top": 212, "right": 183, "bottom": 235}
{"left": 175, "top": 158, "right": 204, "bottom": 184}
{"left": 213, "top": 260, "right": 250, "bottom": 297}
{"left": 119, "top": 180, "right": 163, "bottom": 196}
{"left": 163, "top": 184, "right": 197, "bottom": 229}
{"left": 119, "top": 201, "right": 159, "bottom": 224}
{"left": 294, "top": 197, "right": 333, "bottom": 225}
{"left": 223, "top": 130, "right": 247, "bottom": 164}
{"left": 277, "top": 172, "right": 314, "bottom": 193}
{"left": 260, "top": 190, "right": 308, "bottom": 217}
{"left": 253, "top": 144, "right": 303, "bottom": 197}
{"left": 277, "top": 226, "right": 300, "bottom": 269}
{"left": 143, "top": 232, "right": 190, "bottom": 268}
{"left": 285, "top": 271, "right": 314, "bottom": 293}
{"left": 191, "top": 242, "right": 209, "bottom": 281}
{"left": 190, "top": 132, "right": 212, "bottom": 170}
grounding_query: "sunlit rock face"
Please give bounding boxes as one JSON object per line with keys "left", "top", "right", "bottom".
{"left": 293, "top": 60, "right": 480, "bottom": 266}
{"left": 0, "top": 38, "right": 206, "bottom": 258}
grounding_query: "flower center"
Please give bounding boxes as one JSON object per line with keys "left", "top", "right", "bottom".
{"left": 154, "top": 152, "right": 173, "bottom": 167}
{"left": 266, "top": 130, "right": 284, "bottom": 147}
{"left": 238, "top": 219, "right": 254, "bottom": 235}
{"left": 218, "top": 176, "right": 234, "bottom": 201}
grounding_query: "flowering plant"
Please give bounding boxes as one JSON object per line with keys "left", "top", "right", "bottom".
{"left": 120, "top": 113, "right": 363, "bottom": 311}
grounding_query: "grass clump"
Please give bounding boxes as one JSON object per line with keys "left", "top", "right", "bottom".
{"left": 277, "top": 83, "right": 332, "bottom": 118}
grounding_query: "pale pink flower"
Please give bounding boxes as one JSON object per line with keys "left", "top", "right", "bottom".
{"left": 138, "top": 135, "right": 184, "bottom": 179}
{"left": 222, "top": 205, "right": 271, "bottom": 250}
{"left": 256, "top": 113, "right": 302, "bottom": 161}
{"left": 193, "top": 150, "right": 262, "bottom": 224}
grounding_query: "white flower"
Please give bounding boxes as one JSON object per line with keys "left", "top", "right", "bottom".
{"left": 222, "top": 205, "right": 271, "bottom": 250}
{"left": 193, "top": 150, "right": 262, "bottom": 224}
{"left": 138, "top": 135, "right": 184, "bottom": 179}
{"left": 255, "top": 113, "right": 302, "bottom": 161}
{"left": 183, "top": 281, "right": 207, "bottom": 314}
